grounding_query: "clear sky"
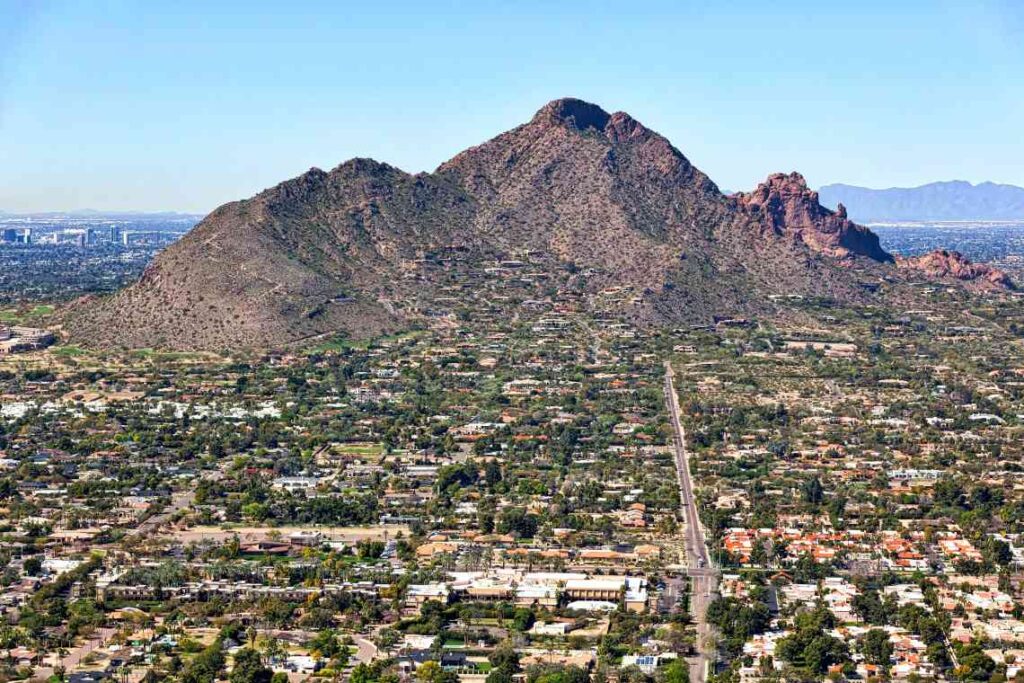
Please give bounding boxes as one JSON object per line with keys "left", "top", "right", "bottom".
{"left": 2, "top": 0, "right": 1022, "bottom": 213}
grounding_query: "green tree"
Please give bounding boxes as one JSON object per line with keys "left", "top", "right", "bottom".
{"left": 775, "top": 607, "right": 849, "bottom": 675}
{"left": 498, "top": 508, "right": 538, "bottom": 538}
{"left": 230, "top": 648, "right": 273, "bottom": 683}
{"left": 801, "top": 477, "right": 824, "bottom": 505}
{"left": 706, "top": 597, "right": 770, "bottom": 655}
{"left": 181, "top": 638, "right": 226, "bottom": 683}
{"left": 954, "top": 640, "right": 996, "bottom": 682}
{"left": 661, "top": 658, "right": 689, "bottom": 683}
{"left": 489, "top": 640, "right": 522, "bottom": 677}
{"left": 417, "top": 661, "right": 458, "bottom": 683}
{"left": 860, "top": 629, "right": 893, "bottom": 667}
{"left": 527, "top": 665, "right": 590, "bottom": 683}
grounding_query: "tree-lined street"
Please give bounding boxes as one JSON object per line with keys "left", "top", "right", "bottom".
{"left": 664, "top": 361, "right": 718, "bottom": 683}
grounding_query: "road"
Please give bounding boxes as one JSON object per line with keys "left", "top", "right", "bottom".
{"left": 36, "top": 627, "right": 118, "bottom": 679}
{"left": 658, "top": 576, "right": 688, "bottom": 613}
{"left": 127, "top": 489, "right": 195, "bottom": 540}
{"left": 42, "top": 492, "right": 198, "bottom": 679}
{"left": 262, "top": 628, "right": 379, "bottom": 676}
{"left": 352, "top": 635, "right": 378, "bottom": 664}
{"left": 663, "top": 361, "right": 718, "bottom": 683}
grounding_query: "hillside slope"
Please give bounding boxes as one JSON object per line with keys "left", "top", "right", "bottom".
{"left": 65, "top": 98, "right": 979, "bottom": 351}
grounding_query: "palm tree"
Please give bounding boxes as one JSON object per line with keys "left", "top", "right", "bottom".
{"left": 262, "top": 636, "right": 284, "bottom": 665}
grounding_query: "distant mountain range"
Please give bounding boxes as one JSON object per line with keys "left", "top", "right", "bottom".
{"left": 63, "top": 98, "right": 1014, "bottom": 351}
{"left": 0, "top": 210, "right": 203, "bottom": 221}
{"left": 818, "top": 181, "right": 1024, "bottom": 223}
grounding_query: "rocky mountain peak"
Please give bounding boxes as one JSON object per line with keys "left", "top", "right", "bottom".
{"left": 739, "top": 172, "right": 822, "bottom": 215}
{"left": 606, "top": 111, "right": 651, "bottom": 143}
{"left": 530, "top": 98, "right": 654, "bottom": 145}
{"left": 533, "top": 97, "right": 612, "bottom": 132}
{"left": 734, "top": 173, "right": 893, "bottom": 263}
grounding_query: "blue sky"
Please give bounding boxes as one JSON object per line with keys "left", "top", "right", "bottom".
{"left": 1, "top": 0, "right": 1022, "bottom": 213}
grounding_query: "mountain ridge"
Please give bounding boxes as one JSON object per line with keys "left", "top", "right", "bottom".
{"left": 63, "top": 98, "right": 1011, "bottom": 351}
{"left": 819, "top": 180, "right": 1024, "bottom": 222}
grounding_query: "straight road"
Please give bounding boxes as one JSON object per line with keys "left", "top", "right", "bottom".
{"left": 663, "top": 361, "right": 718, "bottom": 683}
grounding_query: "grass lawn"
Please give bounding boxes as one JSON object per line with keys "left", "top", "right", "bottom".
{"left": 337, "top": 443, "right": 385, "bottom": 456}
{"left": 0, "top": 304, "right": 57, "bottom": 325}
{"left": 307, "top": 337, "right": 356, "bottom": 354}
{"left": 52, "top": 345, "right": 86, "bottom": 357}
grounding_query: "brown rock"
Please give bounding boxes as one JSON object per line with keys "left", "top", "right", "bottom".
{"left": 61, "top": 99, "right": 912, "bottom": 351}
{"left": 897, "top": 249, "right": 1015, "bottom": 291}
{"left": 733, "top": 172, "right": 893, "bottom": 262}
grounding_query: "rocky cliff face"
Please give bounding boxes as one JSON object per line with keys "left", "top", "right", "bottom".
{"left": 64, "top": 98, "right": 1002, "bottom": 351}
{"left": 733, "top": 173, "right": 893, "bottom": 262}
{"left": 897, "top": 249, "right": 1015, "bottom": 291}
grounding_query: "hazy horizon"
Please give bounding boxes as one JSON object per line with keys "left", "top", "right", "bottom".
{"left": 3, "top": 0, "right": 1023, "bottom": 213}
{"left": 4, "top": 178, "right": 1024, "bottom": 218}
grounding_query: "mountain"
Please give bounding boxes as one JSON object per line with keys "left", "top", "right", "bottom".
{"left": 63, "top": 98, "right": 1004, "bottom": 351}
{"left": 732, "top": 173, "right": 891, "bottom": 262}
{"left": 897, "top": 249, "right": 1014, "bottom": 291}
{"left": 818, "top": 181, "right": 1024, "bottom": 222}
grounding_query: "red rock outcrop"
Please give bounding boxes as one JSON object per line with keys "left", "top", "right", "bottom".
{"left": 733, "top": 172, "right": 893, "bottom": 262}
{"left": 897, "top": 249, "right": 1015, "bottom": 291}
